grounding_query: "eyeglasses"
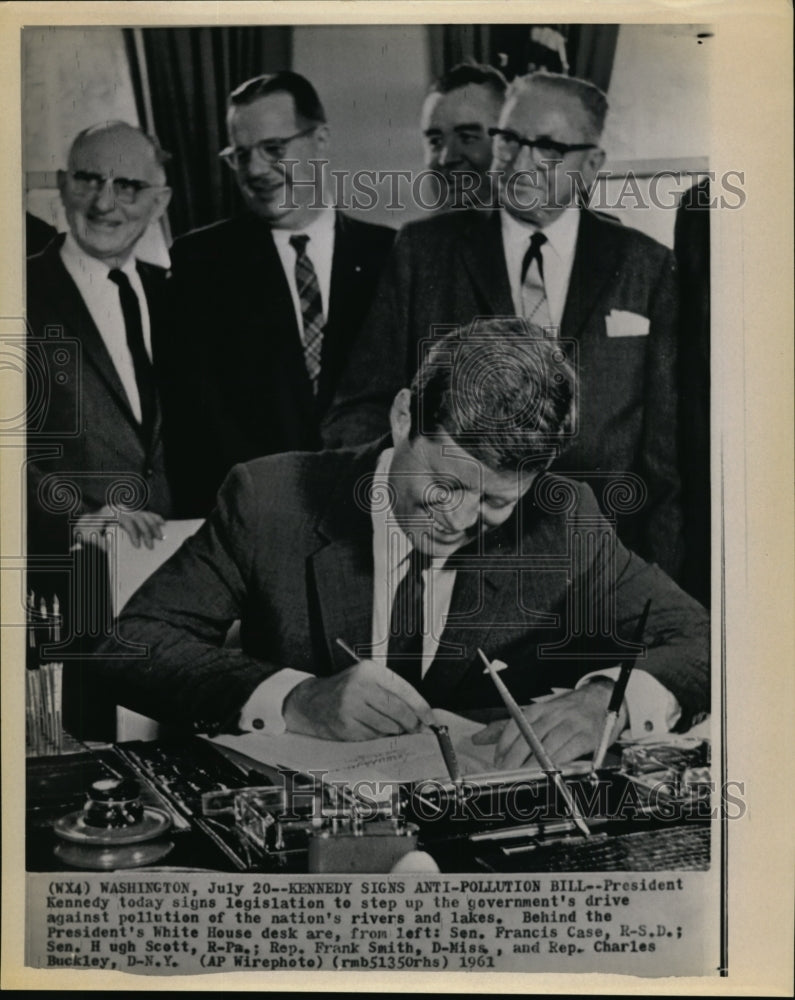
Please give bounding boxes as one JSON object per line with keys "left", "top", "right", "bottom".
{"left": 219, "top": 126, "right": 318, "bottom": 170}
{"left": 68, "top": 171, "right": 159, "bottom": 204}
{"left": 489, "top": 128, "right": 597, "bottom": 165}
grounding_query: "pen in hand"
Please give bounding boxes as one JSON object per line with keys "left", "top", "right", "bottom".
{"left": 335, "top": 637, "right": 361, "bottom": 664}
{"left": 590, "top": 598, "right": 652, "bottom": 774}
{"left": 335, "top": 637, "right": 438, "bottom": 735}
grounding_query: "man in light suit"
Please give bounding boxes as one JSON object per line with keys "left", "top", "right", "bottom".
{"left": 166, "top": 71, "right": 395, "bottom": 515}
{"left": 96, "top": 327, "right": 707, "bottom": 768}
{"left": 27, "top": 122, "right": 175, "bottom": 736}
{"left": 322, "top": 72, "right": 683, "bottom": 581}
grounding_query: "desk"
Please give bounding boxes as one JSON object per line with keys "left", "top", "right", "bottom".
{"left": 26, "top": 738, "right": 711, "bottom": 875}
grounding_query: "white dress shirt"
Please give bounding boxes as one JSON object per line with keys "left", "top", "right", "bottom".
{"left": 271, "top": 207, "right": 336, "bottom": 342}
{"left": 60, "top": 233, "right": 152, "bottom": 423}
{"left": 238, "top": 447, "right": 680, "bottom": 738}
{"left": 368, "top": 448, "right": 458, "bottom": 674}
{"left": 500, "top": 206, "right": 581, "bottom": 330}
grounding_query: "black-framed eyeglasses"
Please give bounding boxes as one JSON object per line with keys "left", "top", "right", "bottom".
{"left": 68, "top": 171, "right": 159, "bottom": 204}
{"left": 489, "top": 128, "right": 597, "bottom": 164}
{"left": 219, "top": 126, "right": 318, "bottom": 170}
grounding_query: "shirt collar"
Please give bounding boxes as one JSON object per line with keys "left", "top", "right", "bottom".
{"left": 271, "top": 205, "right": 336, "bottom": 246}
{"left": 61, "top": 231, "right": 139, "bottom": 279}
{"left": 500, "top": 205, "right": 580, "bottom": 262}
{"left": 372, "top": 446, "right": 414, "bottom": 566}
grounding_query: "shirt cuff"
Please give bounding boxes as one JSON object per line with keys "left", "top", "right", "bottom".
{"left": 576, "top": 668, "right": 682, "bottom": 739}
{"left": 238, "top": 668, "right": 314, "bottom": 734}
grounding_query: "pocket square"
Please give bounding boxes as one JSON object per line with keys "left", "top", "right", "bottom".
{"left": 605, "top": 309, "right": 650, "bottom": 337}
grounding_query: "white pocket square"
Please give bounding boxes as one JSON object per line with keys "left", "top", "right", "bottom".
{"left": 605, "top": 310, "right": 650, "bottom": 337}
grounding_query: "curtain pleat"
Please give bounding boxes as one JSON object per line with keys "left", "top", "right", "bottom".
{"left": 124, "top": 27, "right": 292, "bottom": 239}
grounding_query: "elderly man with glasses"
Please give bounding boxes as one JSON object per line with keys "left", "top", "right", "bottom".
{"left": 323, "top": 71, "right": 685, "bottom": 586}
{"left": 166, "top": 71, "right": 395, "bottom": 516}
{"left": 26, "top": 121, "right": 176, "bottom": 735}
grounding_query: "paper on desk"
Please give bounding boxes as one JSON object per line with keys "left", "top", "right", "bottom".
{"left": 209, "top": 709, "right": 494, "bottom": 788}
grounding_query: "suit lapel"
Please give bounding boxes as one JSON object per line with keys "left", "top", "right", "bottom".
{"left": 327, "top": 211, "right": 353, "bottom": 323}
{"left": 456, "top": 211, "right": 514, "bottom": 315}
{"left": 137, "top": 261, "right": 167, "bottom": 451}
{"left": 561, "top": 209, "right": 621, "bottom": 339}
{"left": 43, "top": 246, "right": 141, "bottom": 430}
{"left": 308, "top": 444, "right": 382, "bottom": 671}
{"left": 241, "top": 217, "right": 316, "bottom": 409}
{"left": 421, "top": 503, "right": 563, "bottom": 704}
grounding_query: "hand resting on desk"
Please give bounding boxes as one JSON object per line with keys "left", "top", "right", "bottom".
{"left": 283, "top": 660, "right": 437, "bottom": 741}
{"left": 471, "top": 679, "right": 628, "bottom": 769}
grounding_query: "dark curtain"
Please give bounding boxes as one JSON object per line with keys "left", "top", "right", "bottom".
{"left": 567, "top": 25, "right": 620, "bottom": 92}
{"left": 428, "top": 24, "right": 619, "bottom": 92}
{"left": 124, "top": 27, "right": 292, "bottom": 240}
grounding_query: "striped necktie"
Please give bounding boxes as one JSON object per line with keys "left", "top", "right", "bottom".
{"left": 289, "top": 234, "right": 325, "bottom": 393}
{"left": 520, "top": 231, "right": 554, "bottom": 335}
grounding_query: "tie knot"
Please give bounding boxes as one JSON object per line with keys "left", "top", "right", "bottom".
{"left": 289, "top": 234, "right": 310, "bottom": 255}
{"left": 529, "top": 231, "right": 547, "bottom": 252}
{"left": 521, "top": 231, "right": 548, "bottom": 283}
{"left": 406, "top": 542, "right": 433, "bottom": 575}
{"left": 107, "top": 268, "right": 131, "bottom": 290}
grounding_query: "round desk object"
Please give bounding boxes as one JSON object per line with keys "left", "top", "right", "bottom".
{"left": 54, "top": 838, "right": 175, "bottom": 870}
{"left": 53, "top": 776, "right": 173, "bottom": 869}
{"left": 390, "top": 850, "right": 440, "bottom": 874}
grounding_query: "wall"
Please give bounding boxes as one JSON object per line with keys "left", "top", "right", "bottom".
{"left": 23, "top": 26, "right": 168, "bottom": 264}
{"left": 292, "top": 25, "right": 432, "bottom": 228}
{"left": 597, "top": 23, "right": 713, "bottom": 247}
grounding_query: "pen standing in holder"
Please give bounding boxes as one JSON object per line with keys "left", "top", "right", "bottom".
{"left": 25, "top": 592, "right": 64, "bottom": 756}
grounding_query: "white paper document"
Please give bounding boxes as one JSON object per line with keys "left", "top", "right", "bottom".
{"left": 210, "top": 709, "right": 495, "bottom": 787}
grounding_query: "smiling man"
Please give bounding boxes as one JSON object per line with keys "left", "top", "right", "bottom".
{"left": 26, "top": 122, "right": 176, "bottom": 735}
{"left": 420, "top": 63, "right": 507, "bottom": 209}
{"left": 27, "top": 122, "right": 175, "bottom": 556}
{"left": 95, "top": 324, "right": 708, "bottom": 766}
{"left": 166, "top": 71, "right": 395, "bottom": 516}
{"left": 324, "top": 71, "right": 685, "bottom": 586}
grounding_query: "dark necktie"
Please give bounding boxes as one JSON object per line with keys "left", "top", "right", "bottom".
{"left": 107, "top": 269, "right": 155, "bottom": 436}
{"left": 387, "top": 544, "right": 432, "bottom": 689}
{"left": 520, "top": 231, "right": 553, "bottom": 332}
{"left": 289, "top": 234, "right": 325, "bottom": 393}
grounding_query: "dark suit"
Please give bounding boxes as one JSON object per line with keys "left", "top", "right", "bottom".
{"left": 26, "top": 237, "right": 174, "bottom": 556}
{"left": 165, "top": 211, "right": 395, "bottom": 515}
{"left": 675, "top": 179, "right": 710, "bottom": 606}
{"left": 26, "top": 237, "right": 175, "bottom": 738}
{"left": 322, "top": 209, "right": 683, "bottom": 578}
{"left": 94, "top": 441, "right": 708, "bottom": 735}
{"left": 26, "top": 212, "right": 58, "bottom": 257}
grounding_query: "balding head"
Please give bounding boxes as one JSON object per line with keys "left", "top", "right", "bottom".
{"left": 58, "top": 122, "right": 172, "bottom": 264}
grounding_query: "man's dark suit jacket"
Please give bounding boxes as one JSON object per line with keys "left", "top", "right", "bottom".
{"left": 95, "top": 441, "right": 708, "bottom": 736}
{"left": 165, "top": 210, "right": 395, "bottom": 515}
{"left": 26, "top": 236, "right": 174, "bottom": 559}
{"left": 321, "top": 209, "right": 683, "bottom": 579}
{"left": 27, "top": 237, "right": 175, "bottom": 738}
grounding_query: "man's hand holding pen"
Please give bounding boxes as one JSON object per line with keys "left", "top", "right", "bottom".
{"left": 283, "top": 660, "right": 437, "bottom": 741}
{"left": 472, "top": 679, "right": 628, "bottom": 769}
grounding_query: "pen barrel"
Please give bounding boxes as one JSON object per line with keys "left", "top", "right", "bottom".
{"left": 491, "top": 670, "right": 557, "bottom": 773}
{"left": 591, "top": 712, "right": 617, "bottom": 771}
{"left": 432, "top": 725, "right": 462, "bottom": 783}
